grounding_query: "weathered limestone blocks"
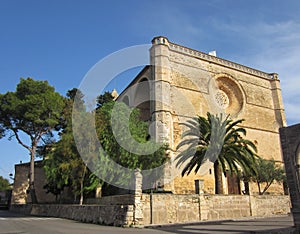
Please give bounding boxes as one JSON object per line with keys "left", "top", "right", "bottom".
{"left": 149, "top": 37, "right": 286, "bottom": 194}
{"left": 141, "top": 194, "right": 290, "bottom": 225}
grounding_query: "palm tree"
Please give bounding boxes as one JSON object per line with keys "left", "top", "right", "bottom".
{"left": 176, "top": 112, "right": 258, "bottom": 194}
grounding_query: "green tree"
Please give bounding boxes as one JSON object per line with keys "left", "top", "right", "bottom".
{"left": 176, "top": 112, "right": 257, "bottom": 194}
{"left": 0, "top": 78, "right": 65, "bottom": 203}
{"left": 43, "top": 137, "right": 99, "bottom": 204}
{"left": 96, "top": 91, "right": 114, "bottom": 109}
{"left": 95, "top": 99, "right": 168, "bottom": 191}
{"left": 43, "top": 88, "right": 99, "bottom": 204}
{"left": 249, "top": 157, "right": 286, "bottom": 195}
{"left": 44, "top": 90, "right": 167, "bottom": 201}
{"left": 96, "top": 101, "right": 167, "bottom": 169}
{"left": 0, "top": 176, "right": 11, "bottom": 191}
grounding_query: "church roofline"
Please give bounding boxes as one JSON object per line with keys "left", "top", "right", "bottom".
{"left": 152, "top": 36, "right": 278, "bottom": 80}
{"left": 116, "top": 65, "right": 150, "bottom": 101}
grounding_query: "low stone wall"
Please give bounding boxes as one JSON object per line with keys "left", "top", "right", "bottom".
{"left": 250, "top": 195, "right": 291, "bottom": 217}
{"left": 199, "top": 195, "right": 251, "bottom": 220}
{"left": 10, "top": 204, "right": 134, "bottom": 226}
{"left": 10, "top": 194, "right": 291, "bottom": 226}
{"left": 142, "top": 194, "right": 200, "bottom": 224}
{"left": 141, "top": 194, "right": 291, "bottom": 224}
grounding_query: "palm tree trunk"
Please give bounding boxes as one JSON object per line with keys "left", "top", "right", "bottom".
{"left": 214, "top": 161, "right": 224, "bottom": 194}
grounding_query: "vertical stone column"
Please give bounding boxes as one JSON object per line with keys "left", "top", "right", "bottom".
{"left": 270, "top": 74, "right": 287, "bottom": 128}
{"left": 150, "top": 36, "right": 174, "bottom": 192}
{"left": 133, "top": 169, "right": 143, "bottom": 225}
{"left": 150, "top": 36, "right": 172, "bottom": 143}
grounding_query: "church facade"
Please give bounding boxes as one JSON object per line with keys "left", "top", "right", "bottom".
{"left": 118, "top": 36, "right": 286, "bottom": 195}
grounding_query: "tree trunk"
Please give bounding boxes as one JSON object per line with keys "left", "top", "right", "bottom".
{"left": 79, "top": 165, "right": 87, "bottom": 205}
{"left": 257, "top": 182, "right": 262, "bottom": 195}
{"left": 244, "top": 181, "right": 250, "bottom": 195}
{"left": 29, "top": 148, "right": 38, "bottom": 204}
{"left": 214, "top": 161, "right": 224, "bottom": 194}
{"left": 261, "top": 181, "right": 273, "bottom": 195}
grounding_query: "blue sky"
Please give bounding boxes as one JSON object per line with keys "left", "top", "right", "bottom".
{"left": 0, "top": 0, "right": 300, "bottom": 181}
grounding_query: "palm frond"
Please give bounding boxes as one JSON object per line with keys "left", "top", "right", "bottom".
{"left": 176, "top": 112, "right": 258, "bottom": 186}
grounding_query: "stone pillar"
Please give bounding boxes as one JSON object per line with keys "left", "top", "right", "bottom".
{"left": 270, "top": 75, "right": 287, "bottom": 128}
{"left": 279, "top": 124, "right": 300, "bottom": 230}
{"left": 150, "top": 36, "right": 174, "bottom": 192}
{"left": 150, "top": 36, "right": 172, "bottom": 144}
{"left": 133, "top": 169, "right": 143, "bottom": 225}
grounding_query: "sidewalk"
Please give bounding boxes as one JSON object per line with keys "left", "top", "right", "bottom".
{"left": 145, "top": 214, "right": 296, "bottom": 233}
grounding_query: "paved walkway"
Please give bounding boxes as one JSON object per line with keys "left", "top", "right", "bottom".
{"left": 146, "top": 215, "right": 296, "bottom": 233}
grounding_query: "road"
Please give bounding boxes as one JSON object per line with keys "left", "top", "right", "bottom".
{"left": 149, "top": 215, "right": 295, "bottom": 233}
{"left": 0, "top": 210, "right": 161, "bottom": 234}
{"left": 0, "top": 210, "right": 295, "bottom": 234}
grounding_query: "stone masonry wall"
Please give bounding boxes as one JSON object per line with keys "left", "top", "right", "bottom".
{"left": 250, "top": 195, "right": 291, "bottom": 217}
{"left": 141, "top": 194, "right": 290, "bottom": 225}
{"left": 10, "top": 203, "right": 135, "bottom": 226}
{"left": 10, "top": 194, "right": 290, "bottom": 226}
{"left": 141, "top": 193, "right": 200, "bottom": 224}
{"left": 149, "top": 37, "right": 287, "bottom": 195}
{"left": 11, "top": 161, "right": 56, "bottom": 204}
{"left": 199, "top": 195, "right": 251, "bottom": 221}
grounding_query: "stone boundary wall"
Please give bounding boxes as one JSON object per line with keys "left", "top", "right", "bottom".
{"left": 10, "top": 194, "right": 290, "bottom": 226}
{"left": 141, "top": 194, "right": 291, "bottom": 225}
{"left": 250, "top": 195, "right": 291, "bottom": 217}
{"left": 142, "top": 194, "right": 200, "bottom": 224}
{"left": 199, "top": 195, "right": 251, "bottom": 221}
{"left": 10, "top": 203, "right": 134, "bottom": 226}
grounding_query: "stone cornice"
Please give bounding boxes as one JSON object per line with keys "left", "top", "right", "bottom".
{"left": 152, "top": 36, "right": 278, "bottom": 80}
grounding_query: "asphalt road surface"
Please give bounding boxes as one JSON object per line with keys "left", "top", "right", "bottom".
{"left": 0, "top": 210, "right": 295, "bottom": 234}
{"left": 0, "top": 210, "right": 161, "bottom": 234}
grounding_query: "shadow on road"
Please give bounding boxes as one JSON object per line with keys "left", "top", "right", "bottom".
{"left": 148, "top": 216, "right": 295, "bottom": 234}
{"left": 0, "top": 209, "right": 28, "bottom": 218}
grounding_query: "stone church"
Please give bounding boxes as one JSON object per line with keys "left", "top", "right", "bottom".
{"left": 10, "top": 36, "right": 287, "bottom": 205}
{"left": 117, "top": 36, "right": 287, "bottom": 195}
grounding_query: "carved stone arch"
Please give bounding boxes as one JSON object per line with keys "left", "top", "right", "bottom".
{"left": 211, "top": 73, "right": 245, "bottom": 117}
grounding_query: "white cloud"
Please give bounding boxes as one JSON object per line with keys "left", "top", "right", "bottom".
{"left": 249, "top": 22, "right": 300, "bottom": 125}
{"left": 173, "top": 17, "right": 300, "bottom": 125}
{"left": 212, "top": 20, "right": 300, "bottom": 125}
{"left": 135, "top": 4, "right": 300, "bottom": 125}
